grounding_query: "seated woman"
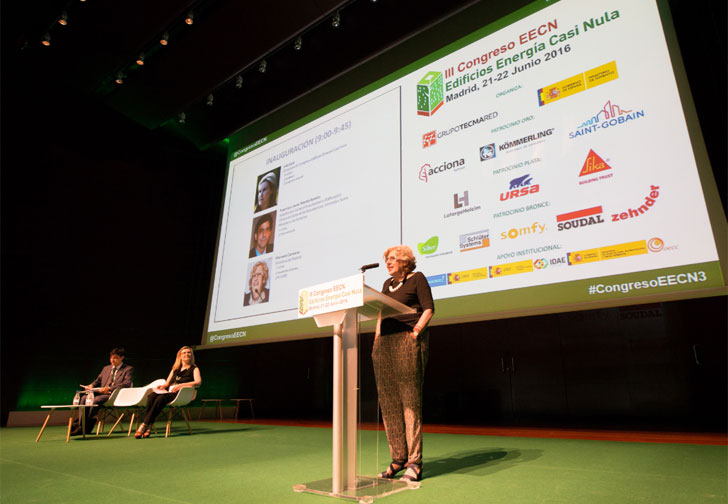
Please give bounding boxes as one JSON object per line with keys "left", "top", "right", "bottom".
{"left": 135, "top": 346, "right": 202, "bottom": 438}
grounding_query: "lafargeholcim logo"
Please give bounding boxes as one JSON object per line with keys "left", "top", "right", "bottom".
{"left": 417, "top": 71, "right": 444, "bottom": 116}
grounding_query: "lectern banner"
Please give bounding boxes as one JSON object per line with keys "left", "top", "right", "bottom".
{"left": 298, "top": 274, "right": 364, "bottom": 318}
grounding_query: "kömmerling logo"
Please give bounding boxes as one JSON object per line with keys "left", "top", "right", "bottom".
{"left": 569, "top": 100, "right": 645, "bottom": 139}
{"left": 499, "top": 128, "right": 554, "bottom": 152}
{"left": 417, "top": 71, "right": 444, "bottom": 117}
{"left": 480, "top": 144, "right": 496, "bottom": 161}
{"left": 419, "top": 158, "right": 465, "bottom": 182}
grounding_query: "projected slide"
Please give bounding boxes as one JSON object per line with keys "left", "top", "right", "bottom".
{"left": 204, "top": 0, "right": 725, "bottom": 345}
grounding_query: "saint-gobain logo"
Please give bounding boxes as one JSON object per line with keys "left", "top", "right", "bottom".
{"left": 480, "top": 144, "right": 496, "bottom": 161}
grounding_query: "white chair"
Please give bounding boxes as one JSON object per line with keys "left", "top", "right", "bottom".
{"left": 106, "top": 379, "right": 166, "bottom": 437}
{"left": 163, "top": 387, "right": 197, "bottom": 438}
{"left": 94, "top": 388, "right": 122, "bottom": 435}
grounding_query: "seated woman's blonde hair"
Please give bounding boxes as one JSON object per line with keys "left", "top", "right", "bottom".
{"left": 383, "top": 245, "right": 416, "bottom": 273}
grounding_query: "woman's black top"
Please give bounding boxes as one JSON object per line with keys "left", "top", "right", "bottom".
{"left": 172, "top": 365, "right": 197, "bottom": 385}
{"left": 380, "top": 271, "right": 434, "bottom": 335}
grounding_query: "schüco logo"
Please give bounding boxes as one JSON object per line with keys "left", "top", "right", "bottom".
{"left": 417, "top": 71, "right": 444, "bottom": 117}
{"left": 556, "top": 205, "right": 605, "bottom": 231}
{"left": 418, "top": 159, "right": 465, "bottom": 182}
{"left": 418, "top": 236, "right": 439, "bottom": 255}
{"left": 500, "top": 174, "right": 539, "bottom": 201}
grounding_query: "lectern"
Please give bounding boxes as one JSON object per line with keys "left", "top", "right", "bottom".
{"left": 294, "top": 274, "right": 415, "bottom": 502}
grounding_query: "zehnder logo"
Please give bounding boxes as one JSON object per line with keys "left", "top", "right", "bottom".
{"left": 500, "top": 174, "right": 539, "bottom": 201}
{"left": 417, "top": 71, "right": 444, "bottom": 117}
{"left": 423, "top": 111, "right": 499, "bottom": 149}
{"left": 418, "top": 158, "right": 465, "bottom": 182}
{"left": 499, "top": 128, "right": 554, "bottom": 152}
{"left": 569, "top": 100, "right": 645, "bottom": 139}
{"left": 557, "top": 206, "right": 605, "bottom": 231}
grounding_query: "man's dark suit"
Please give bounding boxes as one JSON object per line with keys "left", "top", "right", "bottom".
{"left": 75, "top": 363, "right": 134, "bottom": 433}
{"left": 249, "top": 244, "right": 273, "bottom": 258}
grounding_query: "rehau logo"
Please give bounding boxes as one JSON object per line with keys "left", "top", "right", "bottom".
{"left": 454, "top": 191, "right": 469, "bottom": 209}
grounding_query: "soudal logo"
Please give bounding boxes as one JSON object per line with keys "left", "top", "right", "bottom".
{"left": 500, "top": 174, "right": 539, "bottom": 201}
{"left": 500, "top": 221, "right": 546, "bottom": 240}
{"left": 579, "top": 149, "right": 611, "bottom": 176}
{"left": 480, "top": 143, "right": 496, "bottom": 161}
{"left": 499, "top": 128, "right": 554, "bottom": 151}
{"left": 569, "top": 100, "right": 646, "bottom": 139}
{"left": 422, "top": 131, "right": 437, "bottom": 148}
{"left": 418, "top": 159, "right": 465, "bottom": 182}
{"left": 556, "top": 206, "right": 605, "bottom": 231}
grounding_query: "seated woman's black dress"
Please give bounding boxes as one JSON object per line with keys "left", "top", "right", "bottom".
{"left": 141, "top": 365, "right": 197, "bottom": 426}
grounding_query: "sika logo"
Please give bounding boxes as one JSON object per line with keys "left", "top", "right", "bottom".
{"left": 418, "top": 159, "right": 466, "bottom": 182}
{"left": 454, "top": 191, "right": 469, "bottom": 209}
{"left": 500, "top": 174, "right": 539, "bottom": 201}
{"left": 417, "top": 71, "right": 444, "bottom": 117}
{"left": 580, "top": 149, "right": 611, "bottom": 176}
{"left": 480, "top": 143, "right": 496, "bottom": 161}
{"left": 556, "top": 206, "right": 605, "bottom": 231}
{"left": 422, "top": 131, "right": 437, "bottom": 148}
{"left": 569, "top": 100, "right": 646, "bottom": 139}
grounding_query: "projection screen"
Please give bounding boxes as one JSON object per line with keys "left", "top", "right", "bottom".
{"left": 201, "top": 0, "right": 727, "bottom": 347}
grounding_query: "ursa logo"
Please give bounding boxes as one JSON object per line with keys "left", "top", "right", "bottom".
{"left": 417, "top": 71, "right": 444, "bottom": 117}
{"left": 500, "top": 174, "right": 539, "bottom": 200}
{"left": 418, "top": 236, "right": 439, "bottom": 255}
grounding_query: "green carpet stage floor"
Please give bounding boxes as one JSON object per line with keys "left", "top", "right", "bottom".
{"left": 1, "top": 421, "right": 726, "bottom": 503}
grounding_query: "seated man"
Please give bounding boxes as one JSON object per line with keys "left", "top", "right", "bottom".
{"left": 71, "top": 347, "right": 134, "bottom": 435}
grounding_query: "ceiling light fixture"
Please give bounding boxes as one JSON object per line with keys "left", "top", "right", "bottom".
{"left": 206, "top": 94, "right": 214, "bottom": 106}
{"left": 235, "top": 75, "right": 243, "bottom": 89}
{"left": 42, "top": 33, "right": 51, "bottom": 46}
{"left": 160, "top": 32, "right": 169, "bottom": 46}
{"left": 185, "top": 11, "right": 194, "bottom": 25}
{"left": 115, "top": 72, "right": 124, "bottom": 84}
{"left": 294, "top": 36, "right": 303, "bottom": 51}
{"left": 136, "top": 52, "right": 145, "bottom": 66}
{"left": 259, "top": 59, "right": 267, "bottom": 73}
{"left": 58, "top": 11, "right": 68, "bottom": 26}
{"left": 332, "top": 11, "right": 341, "bottom": 28}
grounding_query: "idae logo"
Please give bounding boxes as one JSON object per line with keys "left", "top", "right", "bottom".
{"left": 418, "top": 236, "right": 439, "bottom": 255}
{"left": 417, "top": 71, "right": 444, "bottom": 116}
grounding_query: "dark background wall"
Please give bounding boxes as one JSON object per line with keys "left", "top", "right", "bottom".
{"left": 1, "top": 0, "right": 726, "bottom": 430}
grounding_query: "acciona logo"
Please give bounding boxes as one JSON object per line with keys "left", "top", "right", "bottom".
{"left": 418, "top": 159, "right": 465, "bottom": 182}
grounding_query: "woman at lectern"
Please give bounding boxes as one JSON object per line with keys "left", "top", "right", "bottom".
{"left": 135, "top": 346, "right": 202, "bottom": 439}
{"left": 372, "top": 245, "right": 434, "bottom": 482}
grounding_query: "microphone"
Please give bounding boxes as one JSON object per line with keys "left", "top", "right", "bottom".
{"left": 360, "top": 263, "right": 379, "bottom": 272}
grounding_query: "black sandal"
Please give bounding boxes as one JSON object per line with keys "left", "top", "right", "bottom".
{"left": 378, "top": 460, "right": 406, "bottom": 479}
{"left": 400, "top": 463, "right": 422, "bottom": 482}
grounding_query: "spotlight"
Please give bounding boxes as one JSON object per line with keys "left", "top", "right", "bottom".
{"left": 136, "top": 52, "right": 145, "bottom": 66}
{"left": 160, "top": 32, "right": 169, "bottom": 46}
{"left": 41, "top": 33, "right": 51, "bottom": 46}
{"left": 115, "top": 72, "right": 124, "bottom": 84}
{"left": 294, "top": 36, "right": 302, "bottom": 51}
{"left": 332, "top": 11, "right": 340, "bottom": 28}
{"left": 206, "top": 94, "right": 214, "bottom": 106}
{"left": 235, "top": 75, "right": 243, "bottom": 89}
{"left": 178, "top": 112, "right": 186, "bottom": 124}
{"left": 58, "top": 11, "right": 68, "bottom": 26}
{"left": 185, "top": 11, "right": 194, "bottom": 25}
{"left": 258, "top": 59, "right": 267, "bottom": 73}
